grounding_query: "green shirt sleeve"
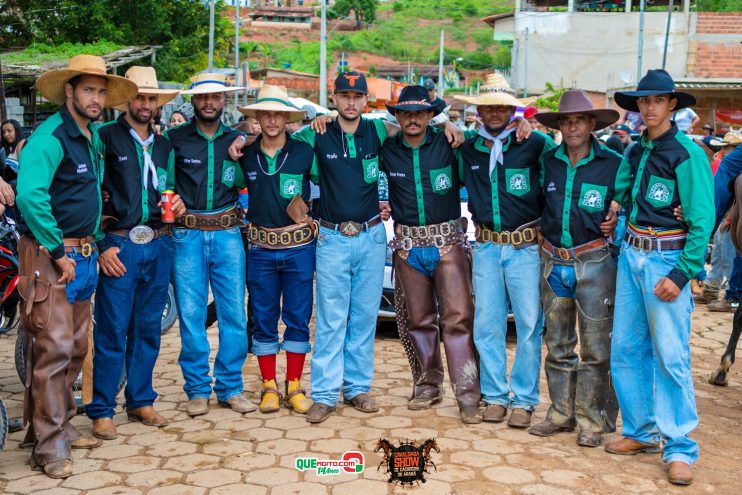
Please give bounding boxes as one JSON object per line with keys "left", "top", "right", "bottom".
{"left": 454, "top": 148, "right": 464, "bottom": 183}
{"left": 538, "top": 135, "right": 557, "bottom": 189}
{"left": 463, "top": 129, "right": 478, "bottom": 140}
{"left": 373, "top": 119, "right": 388, "bottom": 144}
{"left": 16, "top": 134, "right": 65, "bottom": 258}
{"left": 309, "top": 154, "right": 319, "bottom": 184}
{"left": 292, "top": 126, "right": 316, "bottom": 147}
{"left": 670, "top": 152, "right": 715, "bottom": 288}
{"left": 613, "top": 155, "right": 633, "bottom": 208}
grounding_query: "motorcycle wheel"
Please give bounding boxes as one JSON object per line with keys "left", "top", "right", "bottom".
{"left": 161, "top": 284, "right": 177, "bottom": 334}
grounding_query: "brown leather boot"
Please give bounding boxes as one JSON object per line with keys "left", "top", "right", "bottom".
{"left": 43, "top": 459, "right": 72, "bottom": 479}
{"left": 482, "top": 404, "right": 508, "bottom": 423}
{"left": 508, "top": 409, "right": 532, "bottom": 428}
{"left": 185, "top": 397, "right": 210, "bottom": 417}
{"left": 604, "top": 437, "right": 661, "bottom": 455}
{"left": 306, "top": 403, "right": 335, "bottom": 424}
{"left": 92, "top": 418, "right": 118, "bottom": 440}
{"left": 126, "top": 406, "right": 169, "bottom": 427}
{"left": 668, "top": 461, "right": 693, "bottom": 485}
{"left": 70, "top": 435, "right": 102, "bottom": 449}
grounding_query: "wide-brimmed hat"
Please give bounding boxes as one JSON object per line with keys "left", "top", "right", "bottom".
{"left": 35, "top": 54, "right": 138, "bottom": 108}
{"left": 535, "top": 89, "right": 619, "bottom": 131}
{"left": 385, "top": 85, "right": 445, "bottom": 115}
{"left": 614, "top": 69, "right": 696, "bottom": 112}
{"left": 115, "top": 66, "right": 180, "bottom": 112}
{"left": 709, "top": 130, "right": 742, "bottom": 147}
{"left": 454, "top": 73, "right": 534, "bottom": 108}
{"left": 181, "top": 73, "right": 244, "bottom": 95}
{"left": 703, "top": 123, "right": 714, "bottom": 131}
{"left": 238, "top": 85, "right": 305, "bottom": 123}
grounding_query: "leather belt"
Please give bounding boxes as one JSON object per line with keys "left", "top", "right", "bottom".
{"left": 542, "top": 237, "right": 609, "bottom": 261}
{"left": 177, "top": 207, "right": 244, "bottom": 231}
{"left": 318, "top": 215, "right": 382, "bottom": 237}
{"left": 109, "top": 225, "right": 171, "bottom": 244}
{"left": 475, "top": 224, "right": 539, "bottom": 249}
{"left": 390, "top": 218, "right": 467, "bottom": 250}
{"left": 247, "top": 222, "right": 318, "bottom": 249}
{"left": 624, "top": 231, "right": 687, "bottom": 252}
{"left": 63, "top": 236, "right": 96, "bottom": 257}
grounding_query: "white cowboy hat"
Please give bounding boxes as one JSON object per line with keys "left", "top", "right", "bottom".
{"left": 181, "top": 73, "right": 244, "bottom": 95}
{"left": 238, "top": 85, "right": 305, "bottom": 123}
{"left": 454, "top": 73, "right": 535, "bottom": 108}
{"left": 710, "top": 129, "right": 742, "bottom": 147}
{"left": 115, "top": 66, "right": 180, "bottom": 112}
{"left": 35, "top": 54, "right": 138, "bottom": 108}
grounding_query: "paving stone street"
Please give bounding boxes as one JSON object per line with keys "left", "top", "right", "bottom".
{"left": 0, "top": 304, "right": 740, "bottom": 494}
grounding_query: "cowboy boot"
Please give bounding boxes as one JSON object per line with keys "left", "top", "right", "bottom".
{"left": 395, "top": 255, "right": 444, "bottom": 406}
{"left": 285, "top": 379, "right": 312, "bottom": 414}
{"left": 259, "top": 380, "right": 281, "bottom": 413}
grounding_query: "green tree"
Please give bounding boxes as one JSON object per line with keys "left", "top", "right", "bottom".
{"left": 329, "top": 0, "right": 380, "bottom": 28}
{"left": 533, "top": 82, "right": 567, "bottom": 111}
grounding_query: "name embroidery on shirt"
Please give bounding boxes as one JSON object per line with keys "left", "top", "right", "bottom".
{"left": 76, "top": 163, "right": 89, "bottom": 174}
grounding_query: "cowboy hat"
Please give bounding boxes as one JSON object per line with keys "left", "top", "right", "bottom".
{"left": 535, "top": 89, "right": 619, "bottom": 131}
{"left": 35, "top": 54, "right": 138, "bottom": 108}
{"left": 454, "top": 73, "right": 534, "bottom": 108}
{"left": 181, "top": 73, "right": 244, "bottom": 95}
{"left": 385, "top": 85, "right": 445, "bottom": 115}
{"left": 614, "top": 69, "right": 696, "bottom": 112}
{"left": 709, "top": 130, "right": 742, "bottom": 147}
{"left": 238, "top": 85, "right": 305, "bottom": 123}
{"left": 115, "top": 66, "right": 180, "bottom": 112}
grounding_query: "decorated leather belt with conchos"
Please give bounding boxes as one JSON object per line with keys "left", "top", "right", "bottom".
{"left": 389, "top": 218, "right": 468, "bottom": 251}
{"left": 318, "top": 215, "right": 383, "bottom": 237}
{"left": 247, "top": 222, "right": 318, "bottom": 249}
{"left": 541, "top": 237, "right": 609, "bottom": 261}
{"left": 475, "top": 224, "right": 539, "bottom": 249}
{"left": 624, "top": 224, "right": 687, "bottom": 252}
{"left": 109, "top": 225, "right": 171, "bottom": 245}
{"left": 177, "top": 207, "right": 244, "bottom": 231}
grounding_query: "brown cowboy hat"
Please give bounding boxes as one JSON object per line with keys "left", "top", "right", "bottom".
{"left": 35, "top": 54, "right": 138, "bottom": 108}
{"left": 535, "top": 89, "right": 619, "bottom": 131}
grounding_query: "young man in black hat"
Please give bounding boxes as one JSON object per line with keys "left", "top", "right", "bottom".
{"left": 527, "top": 89, "right": 628, "bottom": 447}
{"left": 381, "top": 85, "right": 481, "bottom": 424}
{"left": 608, "top": 69, "right": 714, "bottom": 486}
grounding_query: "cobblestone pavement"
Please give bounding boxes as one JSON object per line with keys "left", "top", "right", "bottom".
{"left": 0, "top": 304, "right": 740, "bottom": 494}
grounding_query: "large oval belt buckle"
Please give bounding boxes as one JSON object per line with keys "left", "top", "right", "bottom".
{"left": 129, "top": 225, "right": 155, "bottom": 245}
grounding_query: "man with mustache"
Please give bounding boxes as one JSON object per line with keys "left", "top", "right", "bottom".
{"left": 16, "top": 55, "right": 137, "bottom": 478}
{"left": 166, "top": 73, "right": 257, "bottom": 417}
{"left": 86, "top": 67, "right": 185, "bottom": 440}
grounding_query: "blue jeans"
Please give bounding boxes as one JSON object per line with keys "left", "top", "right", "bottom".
{"left": 405, "top": 246, "right": 441, "bottom": 276}
{"left": 87, "top": 235, "right": 173, "bottom": 419}
{"left": 247, "top": 242, "right": 315, "bottom": 356}
{"left": 706, "top": 229, "right": 735, "bottom": 292}
{"left": 547, "top": 264, "right": 577, "bottom": 298}
{"left": 172, "top": 226, "right": 247, "bottom": 401}
{"left": 310, "top": 222, "right": 386, "bottom": 406}
{"left": 65, "top": 249, "right": 99, "bottom": 304}
{"left": 472, "top": 242, "right": 543, "bottom": 410}
{"left": 611, "top": 242, "right": 699, "bottom": 464}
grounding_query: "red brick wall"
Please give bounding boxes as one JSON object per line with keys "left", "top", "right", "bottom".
{"left": 692, "top": 12, "right": 742, "bottom": 79}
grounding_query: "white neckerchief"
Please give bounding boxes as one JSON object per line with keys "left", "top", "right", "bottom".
{"left": 478, "top": 126, "right": 514, "bottom": 178}
{"left": 129, "top": 128, "right": 158, "bottom": 190}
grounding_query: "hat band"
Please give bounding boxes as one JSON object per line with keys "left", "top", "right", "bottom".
{"left": 256, "top": 97, "right": 292, "bottom": 107}
{"left": 189, "top": 79, "right": 228, "bottom": 89}
{"left": 76, "top": 67, "right": 106, "bottom": 75}
{"left": 480, "top": 87, "right": 515, "bottom": 95}
{"left": 397, "top": 100, "right": 432, "bottom": 107}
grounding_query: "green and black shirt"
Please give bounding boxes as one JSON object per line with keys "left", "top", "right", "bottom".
{"left": 381, "top": 127, "right": 461, "bottom": 226}
{"left": 166, "top": 120, "right": 245, "bottom": 212}
{"left": 98, "top": 114, "right": 174, "bottom": 230}
{"left": 17, "top": 105, "right": 104, "bottom": 259}
{"left": 459, "top": 130, "right": 555, "bottom": 231}
{"left": 240, "top": 133, "right": 317, "bottom": 228}
{"left": 613, "top": 122, "right": 715, "bottom": 289}
{"left": 293, "top": 118, "right": 388, "bottom": 224}
{"left": 541, "top": 137, "right": 629, "bottom": 248}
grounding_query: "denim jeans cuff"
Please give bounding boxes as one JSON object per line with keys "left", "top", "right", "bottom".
{"left": 482, "top": 398, "right": 510, "bottom": 408}
{"left": 663, "top": 453, "right": 696, "bottom": 465}
{"left": 124, "top": 400, "right": 155, "bottom": 411}
{"left": 252, "top": 339, "right": 280, "bottom": 356}
{"left": 281, "top": 339, "right": 311, "bottom": 354}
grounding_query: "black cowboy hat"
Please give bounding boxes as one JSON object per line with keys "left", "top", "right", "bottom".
{"left": 614, "top": 69, "right": 696, "bottom": 112}
{"left": 385, "top": 85, "right": 445, "bottom": 115}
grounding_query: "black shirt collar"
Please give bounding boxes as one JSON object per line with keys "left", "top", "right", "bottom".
{"left": 59, "top": 104, "right": 90, "bottom": 140}
{"left": 397, "top": 126, "right": 435, "bottom": 149}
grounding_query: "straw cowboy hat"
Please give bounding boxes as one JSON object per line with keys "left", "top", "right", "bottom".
{"left": 709, "top": 129, "right": 742, "bottom": 148}
{"left": 454, "top": 73, "right": 535, "bottom": 108}
{"left": 181, "top": 72, "right": 244, "bottom": 95}
{"left": 35, "top": 54, "right": 138, "bottom": 107}
{"left": 614, "top": 69, "right": 696, "bottom": 113}
{"left": 535, "top": 89, "right": 620, "bottom": 131}
{"left": 238, "top": 85, "right": 305, "bottom": 123}
{"left": 114, "top": 66, "right": 180, "bottom": 112}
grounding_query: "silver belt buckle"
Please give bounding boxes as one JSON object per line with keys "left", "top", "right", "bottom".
{"left": 129, "top": 225, "right": 155, "bottom": 244}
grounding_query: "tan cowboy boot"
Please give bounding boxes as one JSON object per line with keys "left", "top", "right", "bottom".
{"left": 259, "top": 380, "right": 281, "bottom": 413}
{"left": 285, "top": 379, "right": 312, "bottom": 414}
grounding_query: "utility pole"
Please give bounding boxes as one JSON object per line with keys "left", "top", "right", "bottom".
{"left": 512, "top": 39, "right": 520, "bottom": 96}
{"left": 0, "top": 57, "right": 7, "bottom": 123}
{"left": 208, "top": 0, "right": 215, "bottom": 71}
{"left": 319, "top": 0, "right": 327, "bottom": 107}
{"left": 234, "top": 1, "right": 241, "bottom": 112}
{"left": 438, "top": 30, "right": 445, "bottom": 97}
{"left": 637, "top": 0, "right": 646, "bottom": 81}
{"left": 662, "top": 0, "right": 674, "bottom": 69}
{"left": 523, "top": 27, "right": 529, "bottom": 98}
